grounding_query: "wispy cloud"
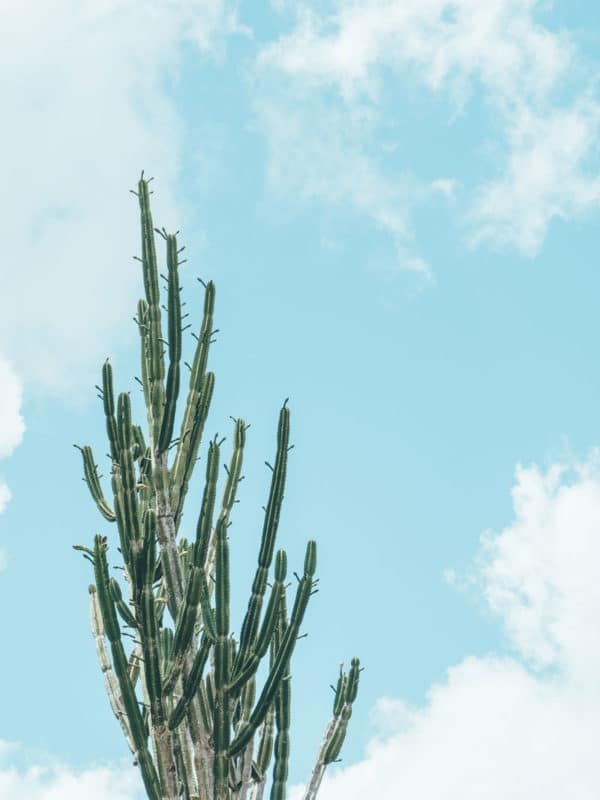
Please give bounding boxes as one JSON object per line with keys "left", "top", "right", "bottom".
{"left": 290, "top": 454, "right": 600, "bottom": 798}
{"left": 0, "top": 0, "right": 245, "bottom": 395}
{"left": 258, "top": 1, "right": 600, "bottom": 275}
{"left": 255, "top": 88, "right": 435, "bottom": 281}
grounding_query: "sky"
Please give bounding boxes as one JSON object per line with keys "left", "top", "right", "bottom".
{"left": 2, "top": 0, "right": 600, "bottom": 797}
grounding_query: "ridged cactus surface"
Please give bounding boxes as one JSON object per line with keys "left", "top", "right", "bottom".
{"left": 75, "top": 175, "right": 360, "bottom": 800}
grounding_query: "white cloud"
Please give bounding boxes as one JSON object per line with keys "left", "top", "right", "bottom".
{"left": 0, "top": 356, "right": 24, "bottom": 460}
{"left": 0, "top": 742, "right": 142, "bottom": 800}
{"left": 0, "top": 0, "right": 244, "bottom": 395}
{"left": 258, "top": 1, "right": 600, "bottom": 268}
{"left": 290, "top": 455, "right": 600, "bottom": 798}
{"left": 473, "top": 98, "right": 600, "bottom": 254}
{"left": 0, "top": 355, "right": 25, "bottom": 540}
{"left": 480, "top": 456, "right": 600, "bottom": 683}
{"left": 261, "top": 1, "right": 569, "bottom": 99}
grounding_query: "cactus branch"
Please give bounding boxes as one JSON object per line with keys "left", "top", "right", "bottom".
{"left": 89, "top": 584, "right": 135, "bottom": 753}
{"left": 302, "top": 659, "right": 361, "bottom": 800}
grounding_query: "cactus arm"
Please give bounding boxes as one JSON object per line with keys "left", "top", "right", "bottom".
{"left": 269, "top": 592, "right": 291, "bottom": 800}
{"left": 136, "top": 513, "right": 162, "bottom": 707}
{"left": 173, "top": 371, "right": 215, "bottom": 528}
{"left": 162, "top": 567, "right": 202, "bottom": 694}
{"left": 228, "top": 550, "right": 287, "bottom": 698}
{"left": 137, "top": 299, "right": 152, "bottom": 424}
{"left": 253, "top": 556, "right": 286, "bottom": 661}
{"left": 132, "top": 424, "right": 147, "bottom": 459}
{"left": 302, "top": 659, "right": 361, "bottom": 800}
{"left": 128, "top": 643, "right": 142, "bottom": 688}
{"left": 214, "top": 419, "right": 247, "bottom": 800}
{"left": 89, "top": 584, "right": 135, "bottom": 754}
{"left": 136, "top": 178, "right": 185, "bottom": 623}
{"left": 269, "top": 689, "right": 290, "bottom": 800}
{"left": 115, "top": 393, "right": 143, "bottom": 559}
{"left": 110, "top": 577, "right": 138, "bottom": 629}
{"left": 229, "top": 541, "right": 316, "bottom": 758}
{"left": 93, "top": 535, "right": 161, "bottom": 800}
{"left": 165, "top": 438, "right": 220, "bottom": 693}
{"left": 249, "top": 625, "right": 279, "bottom": 800}
{"left": 168, "top": 634, "right": 211, "bottom": 730}
{"left": 200, "top": 676, "right": 214, "bottom": 730}
{"left": 157, "top": 232, "right": 182, "bottom": 453}
{"left": 136, "top": 511, "right": 179, "bottom": 798}
{"left": 301, "top": 720, "right": 334, "bottom": 800}
{"left": 321, "top": 658, "right": 360, "bottom": 764}
{"left": 137, "top": 176, "right": 166, "bottom": 445}
{"left": 161, "top": 627, "right": 174, "bottom": 679}
{"left": 194, "top": 439, "right": 220, "bottom": 570}
{"left": 154, "top": 453, "right": 185, "bottom": 619}
{"left": 112, "top": 469, "right": 133, "bottom": 571}
{"left": 77, "top": 445, "right": 116, "bottom": 522}
{"left": 101, "top": 359, "right": 121, "bottom": 462}
{"left": 198, "top": 569, "right": 217, "bottom": 642}
{"left": 250, "top": 706, "right": 275, "bottom": 800}
{"left": 111, "top": 391, "right": 148, "bottom": 592}
{"left": 171, "top": 281, "right": 215, "bottom": 510}
{"left": 235, "top": 405, "right": 290, "bottom": 675}
{"left": 232, "top": 677, "right": 257, "bottom": 800}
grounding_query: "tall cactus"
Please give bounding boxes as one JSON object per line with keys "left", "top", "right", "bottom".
{"left": 75, "top": 174, "right": 360, "bottom": 800}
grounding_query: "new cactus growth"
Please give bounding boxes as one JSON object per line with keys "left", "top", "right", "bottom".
{"left": 76, "top": 175, "right": 360, "bottom": 800}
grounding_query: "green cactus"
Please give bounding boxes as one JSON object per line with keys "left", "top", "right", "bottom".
{"left": 75, "top": 174, "right": 360, "bottom": 800}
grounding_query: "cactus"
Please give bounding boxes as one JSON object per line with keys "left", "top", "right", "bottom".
{"left": 75, "top": 174, "right": 360, "bottom": 800}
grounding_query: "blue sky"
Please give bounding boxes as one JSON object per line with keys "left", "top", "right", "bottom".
{"left": 3, "top": 1, "right": 600, "bottom": 797}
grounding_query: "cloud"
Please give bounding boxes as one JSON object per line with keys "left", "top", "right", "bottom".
{"left": 0, "top": 742, "right": 142, "bottom": 800}
{"left": 0, "top": 0, "right": 245, "bottom": 395}
{"left": 261, "top": 1, "right": 569, "bottom": 98}
{"left": 255, "top": 89, "right": 435, "bottom": 282}
{"left": 0, "top": 356, "right": 24, "bottom": 461}
{"left": 290, "top": 455, "right": 600, "bottom": 798}
{"left": 479, "top": 456, "right": 600, "bottom": 682}
{"left": 0, "top": 355, "right": 25, "bottom": 553}
{"left": 258, "top": 1, "right": 600, "bottom": 270}
{"left": 473, "top": 98, "right": 600, "bottom": 254}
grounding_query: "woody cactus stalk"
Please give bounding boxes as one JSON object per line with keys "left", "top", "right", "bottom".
{"left": 75, "top": 174, "right": 360, "bottom": 800}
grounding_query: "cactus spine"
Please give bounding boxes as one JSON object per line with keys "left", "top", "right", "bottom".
{"left": 76, "top": 175, "right": 360, "bottom": 800}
